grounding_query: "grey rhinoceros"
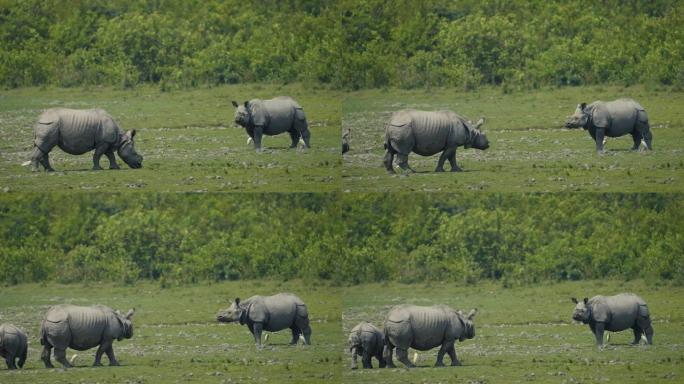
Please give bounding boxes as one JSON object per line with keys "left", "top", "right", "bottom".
{"left": 29, "top": 108, "right": 143, "bottom": 172}
{"left": 231, "top": 96, "right": 310, "bottom": 152}
{"left": 572, "top": 293, "right": 653, "bottom": 348}
{"left": 383, "top": 305, "right": 477, "bottom": 368}
{"left": 564, "top": 98, "right": 652, "bottom": 152}
{"left": 216, "top": 293, "right": 312, "bottom": 348}
{"left": 40, "top": 305, "right": 135, "bottom": 368}
{"left": 384, "top": 109, "right": 489, "bottom": 174}
{"left": 342, "top": 127, "right": 350, "bottom": 154}
{"left": 0, "top": 323, "right": 28, "bottom": 370}
{"left": 348, "top": 321, "right": 385, "bottom": 369}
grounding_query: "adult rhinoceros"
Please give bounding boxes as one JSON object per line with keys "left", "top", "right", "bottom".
{"left": 571, "top": 293, "right": 653, "bottom": 348}
{"left": 231, "top": 96, "right": 310, "bottom": 152}
{"left": 217, "top": 293, "right": 312, "bottom": 348}
{"left": 29, "top": 108, "right": 143, "bottom": 172}
{"left": 40, "top": 305, "right": 135, "bottom": 368}
{"left": 383, "top": 305, "right": 477, "bottom": 368}
{"left": 383, "top": 110, "right": 489, "bottom": 174}
{"left": 564, "top": 98, "right": 652, "bottom": 152}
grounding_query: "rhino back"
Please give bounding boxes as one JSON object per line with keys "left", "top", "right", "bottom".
{"left": 408, "top": 306, "right": 450, "bottom": 350}
{"left": 600, "top": 293, "right": 642, "bottom": 331}
{"left": 260, "top": 98, "right": 296, "bottom": 134}
{"left": 407, "top": 110, "right": 454, "bottom": 156}
{"left": 63, "top": 305, "right": 110, "bottom": 350}
{"left": 260, "top": 293, "right": 299, "bottom": 331}
{"left": 603, "top": 99, "right": 640, "bottom": 137}
{"left": 56, "top": 109, "right": 119, "bottom": 155}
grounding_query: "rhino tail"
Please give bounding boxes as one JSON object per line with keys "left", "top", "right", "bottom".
{"left": 18, "top": 343, "right": 27, "bottom": 368}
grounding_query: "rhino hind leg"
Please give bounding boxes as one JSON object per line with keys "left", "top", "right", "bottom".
{"left": 383, "top": 343, "right": 396, "bottom": 368}
{"left": 377, "top": 351, "right": 386, "bottom": 368}
{"left": 383, "top": 146, "right": 396, "bottom": 174}
{"left": 41, "top": 344, "right": 54, "bottom": 368}
{"left": 18, "top": 345, "right": 26, "bottom": 368}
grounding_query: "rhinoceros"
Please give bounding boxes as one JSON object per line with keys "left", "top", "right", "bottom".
{"left": 384, "top": 110, "right": 489, "bottom": 174}
{"left": 217, "top": 293, "right": 312, "bottom": 348}
{"left": 383, "top": 305, "right": 477, "bottom": 368}
{"left": 348, "top": 321, "right": 385, "bottom": 369}
{"left": 40, "top": 305, "right": 134, "bottom": 368}
{"left": 29, "top": 108, "right": 143, "bottom": 172}
{"left": 231, "top": 96, "right": 310, "bottom": 152}
{"left": 564, "top": 98, "right": 652, "bottom": 152}
{"left": 342, "top": 127, "right": 350, "bottom": 154}
{"left": 571, "top": 293, "right": 653, "bottom": 348}
{"left": 0, "top": 324, "right": 27, "bottom": 370}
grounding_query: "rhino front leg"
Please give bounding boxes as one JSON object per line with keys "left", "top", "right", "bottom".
{"left": 448, "top": 149, "right": 462, "bottom": 172}
{"left": 105, "top": 345, "right": 119, "bottom": 366}
{"left": 594, "top": 322, "right": 605, "bottom": 348}
{"left": 5, "top": 356, "right": 16, "bottom": 370}
{"left": 395, "top": 347, "right": 414, "bottom": 368}
{"left": 301, "top": 324, "right": 312, "bottom": 345}
{"left": 383, "top": 148, "right": 396, "bottom": 174}
{"left": 631, "top": 327, "right": 643, "bottom": 345}
{"left": 377, "top": 351, "right": 386, "bottom": 368}
{"left": 288, "top": 129, "right": 301, "bottom": 149}
{"left": 447, "top": 344, "right": 461, "bottom": 366}
{"left": 92, "top": 144, "right": 109, "bottom": 170}
{"left": 383, "top": 344, "right": 396, "bottom": 368}
{"left": 30, "top": 147, "right": 50, "bottom": 172}
{"left": 54, "top": 348, "right": 72, "bottom": 368}
{"left": 41, "top": 345, "right": 54, "bottom": 368}
{"left": 252, "top": 126, "right": 264, "bottom": 153}
{"left": 644, "top": 324, "right": 654, "bottom": 345}
{"left": 435, "top": 342, "right": 449, "bottom": 366}
{"left": 435, "top": 149, "right": 450, "bottom": 172}
{"left": 105, "top": 151, "right": 120, "bottom": 169}
{"left": 252, "top": 322, "right": 264, "bottom": 348}
{"left": 289, "top": 326, "right": 300, "bottom": 345}
{"left": 350, "top": 346, "right": 359, "bottom": 369}
{"left": 362, "top": 349, "right": 373, "bottom": 368}
{"left": 630, "top": 131, "right": 643, "bottom": 151}
{"left": 395, "top": 153, "right": 414, "bottom": 174}
{"left": 595, "top": 128, "right": 606, "bottom": 153}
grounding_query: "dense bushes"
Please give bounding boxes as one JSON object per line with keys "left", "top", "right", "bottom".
{"left": 1, "top": 194, "right": 682, "bottom": 286}
{"left": 0, "top": 0, "right": 682, "bottom": 89}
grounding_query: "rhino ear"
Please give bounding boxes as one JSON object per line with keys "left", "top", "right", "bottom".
{"left": 231, "top": 101, "right": 239, "bottom": 108}
{"left": 244, "top": 101, "right": 249, "bottom": 108}
{"left": 583, "top": 297, "right": 589, "bottom": 304}
{"left": 467, "top": 308, "right": 478, "bottom": 320}
{"left": 125, "top": 308, "right": 135, "bottom": 319}
{"left": 475, "top": 117, "right": 485, "bottom": 129}
{"left": 130, "top": 129, "right": 137, "bottom": 138}
{"left": 580, "top": 102, "right": 587, "bottom": 110}
{"left": 235, "top": 297, "right": 240, "bottom": 306}
{"left": 571, "top": 297, "right": 578, "bottom": 304}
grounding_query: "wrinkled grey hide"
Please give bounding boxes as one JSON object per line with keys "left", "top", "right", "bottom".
{"left": 384, "top": 110, "right": 489, "bottom": 174}
{"left": 348, "top": 322, "right": 385, "bottom": 369}
{"left": 217, "top": 293, "right": 312, "bottom": 348}
{"left": 383, "top": 305, "right": 477, "bottom": 368}
{"left": 0, "top": 324, "right": 27, "bottom": 370}
{"left": 40, "top": 305, "right": 135, "bottom": 368}
{"left": 30, "top": 108, "right": 143, "bottom": 172}
{"left": 572, "top": 293, "right": 653, "bottom": 348}
{"left": 564, "top": 98, "right": 652, "bottom": 152}
{"left": 342, "top": 127, "right": 350, "bottom": 154}
{"left": 231, "top": 96, "right": 310, "bottom": 152}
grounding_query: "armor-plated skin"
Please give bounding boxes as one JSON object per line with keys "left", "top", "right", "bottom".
{"left": 0, "top": 324, "right": 28, "bottom": 370}
{"left": 348, "top": 322, "right": 385, "bottom": 369}
{"left": 217, "top": 293, "right": 312, "bottom": 348}
{"left": 40, "top": 305, "right": 135, "bottom": 368}
{"left": 571, "top": 293, "right": 653, "bottom": 348}
{"left": 30, "top": 108, "right": 143, "bottom": 171}
{"left": 384, "top": 109, "right": 489, "bottom": 174}
{"left": 564, "top": 98, "right": 652, "bottom": 152}
{"left": 383, "top": 305, "right": 477, "bottom": 368}
{"left": 231, "top": 96, "right": 311, "bottom": 152}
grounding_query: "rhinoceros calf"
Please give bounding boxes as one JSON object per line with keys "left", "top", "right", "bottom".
{"left": 40, "top": 305, "right": 134, "bottom": 368}
{"left": 384, "top": 109, "right": 489, "bottom": 174}
{"left": 231, "top": 96, "right": 310, "bottom": 152}
{"left": 217, "top": 293, "right": 311, "bottom": 348}
{"left": 383, "top": 305, "right": 477, "bottom": 368}
{"left": 0, "top": 323, "right": 27, "bottom": 370}
{"left": 348, "top": 321, "right": 385, "bottom": 369}
{"left": 564, "top": 98, "right": 652, "bottom": 152}
{"left": 29, "top": 108, "right": 143, "bottom": 172}
{"left": 572, "top": 293, "right": 653, "bottom": 347}
{"left": 342, "top": 127, "right": 350, "bottom": 154}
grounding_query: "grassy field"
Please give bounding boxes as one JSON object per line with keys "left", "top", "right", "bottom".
{"left": 343, "top": 280, "right": 684, "bottom": 384}
{"left": 0, "top": 280, "right": 342, "bottom": 383}
{"left": 0, "top": 83, "right": 341, "bottom": 192}
{"left": 342, "top": 86, "right": 684, "bottom": 192}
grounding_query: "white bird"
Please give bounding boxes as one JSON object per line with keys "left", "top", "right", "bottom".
{"left": 412, "top": 351, "right": 418, "bottom": 364}
{"left": 298, "top": 334, "right": 306, "bottom": 344}
{"left": 247, "top": 137, "right": 254, "bottom": 145}
{"left": 264, "top": 333, "right": 269, "bottom": 342}
{"left": 21, "top": 161, "right": 31, "bottom": 166}
{"left": 69, "top": 354, "right": 78, "bottom": 365}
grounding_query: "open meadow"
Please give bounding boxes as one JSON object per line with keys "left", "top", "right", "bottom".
{"left": 342, "top": 86, "right": 684, "bottom": 192}
{"left": 0, "top": 84, "right": 341, "bottom": 192}
{"left": 343, "top": 280, "right": 684, "bottom": 384}
{"left": 0, "top": 280, "right": 342, "bottom": 383}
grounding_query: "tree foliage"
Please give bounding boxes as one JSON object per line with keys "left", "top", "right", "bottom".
{"left": 0, "top": 0, "right": 681, "bottom": 89}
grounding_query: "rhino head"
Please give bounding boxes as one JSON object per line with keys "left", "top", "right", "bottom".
{"left": 115, "top": 308, "right": 135, "bottom": 341}
{"left": 565, "top": 103, "right": 590, "bottom": 129}
{"left": 458, "top": 308, "right": 478, "bottom": 340}
{"left": 466, "top": 118, "right": 489, "bottom": 150}
{"left": 217, "top": 297, "right": 245, "bottom": 324}
{"left": 232, "top": 101, "right": 251, "bottom": 128}
{"left": 118, "top": 130, "right": 143, "bottom": 169}
{"left": 571, "top": 297, "right": 591, "bottom": 323}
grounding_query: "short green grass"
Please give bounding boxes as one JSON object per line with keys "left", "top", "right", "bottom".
{"left": 0, "top": 280, "right": 342, "bottom": 383}
{"left": 342, "top": 86, "right": 684, "bottom": 192}
{"left": 0, "top": 83, "right": 341, "bottom": 192}
{"left": 342, "top": 280, "right": 684, "bottom": 383}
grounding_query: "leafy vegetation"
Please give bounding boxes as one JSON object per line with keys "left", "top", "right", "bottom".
{"left": 1, "top": 0, "right": 682, "bottom": 89}
{"left": 1, "top": 193, "right": 682, "bottom": 286}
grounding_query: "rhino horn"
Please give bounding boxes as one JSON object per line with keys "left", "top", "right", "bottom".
{"left": 125, "top": 308, "right": 135, "bottom": 319}
{"left": 231, "top": 101, "right": 239, "bottom": 108}
{"left": 467, "top": 308, "right": 478, "bottom": 320}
